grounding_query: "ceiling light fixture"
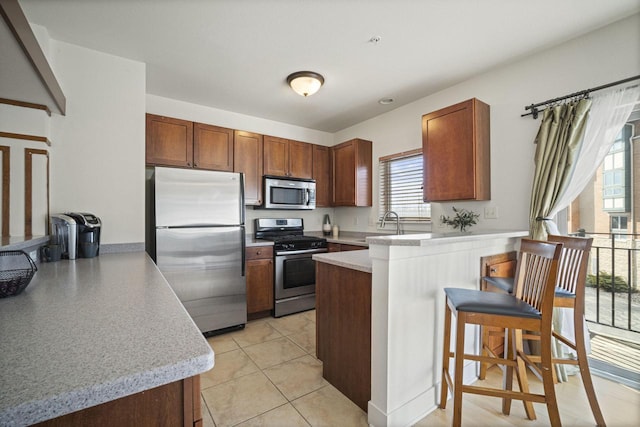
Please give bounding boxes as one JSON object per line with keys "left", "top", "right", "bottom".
{"left": 287, "top": 71, "right": 324, "bottom": 97}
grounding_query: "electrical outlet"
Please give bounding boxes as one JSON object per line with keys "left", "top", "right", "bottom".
{"left": 353, "top": 216, "right": 359, "bottom": 225}
{"left": 484, "top": 206, "right": 498, "bottom": 219}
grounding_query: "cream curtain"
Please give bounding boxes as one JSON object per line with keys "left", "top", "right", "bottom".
{"left": 548, "top": 86, "right": 640, "bottom": 220}
{"left": 529, "top": 98, "right": 592, "bottom": 240}
{"left": 545, "top": 86, "right": 640, "bottom": 381}
{"left": 528, "top": 86, "right": 640, "bottom": 382}
{"left": 527, "top": 98, "right": 592, "bottom": 382}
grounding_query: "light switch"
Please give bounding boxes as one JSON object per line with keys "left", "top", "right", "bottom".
{"left": 484, "top": 206, "right": 498, "bottom": 219}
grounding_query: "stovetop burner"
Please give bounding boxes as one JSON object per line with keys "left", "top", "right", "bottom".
{"left": 254, "top": 218, "right": 327, "bottom": 252}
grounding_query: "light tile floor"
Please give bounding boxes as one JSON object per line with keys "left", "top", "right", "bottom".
{"left": 201, "top": 310, "right": 367, "bottom": 427}
{"left": 201, "top": 310, "right": 640, "bottom": 427}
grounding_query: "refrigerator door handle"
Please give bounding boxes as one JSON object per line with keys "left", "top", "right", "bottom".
{"left": 239, "top": 173, "right": 246, "bottom": 224}
{"left": 240, "top": 226, "right": 246, "bottom": 277}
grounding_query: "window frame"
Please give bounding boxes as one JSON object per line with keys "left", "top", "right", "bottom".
{"left": 601, "top": 124, "right": 631, "bottom": 213}
{"left": 378, "top": 148, "right": 431, "bottom": 222}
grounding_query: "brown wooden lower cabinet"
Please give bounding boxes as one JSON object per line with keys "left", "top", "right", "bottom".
{"left": 480, "top": 251, "right": 517, "bottom": 358}
{"left": 246, "top": 246, "right": 274, "bottom": 320}
{"left": 327, "top": 242, "right": 367, "bottom": 252}
{"left": 316, "top": 261, "right": 371, "bottom": 412}
{"left": 34, "top": 376, "right": 202, "bottom": 427}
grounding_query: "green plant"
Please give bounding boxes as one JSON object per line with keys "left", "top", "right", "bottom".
{"left": 586, "top": 271, "right": 635, "bottom": 293}
{"left": 440, "top": 207, "right": 480, "bottom": 232}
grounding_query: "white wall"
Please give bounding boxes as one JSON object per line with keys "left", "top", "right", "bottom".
{"left": 0, "top": 105, "right": 50, "bottom": 236}
{"left": 0, "top": 23, "right": 54, "bottom": 237}
{"left": 333, "top": 13, "right": 640, "bottom": 234}
{"left": 146, "top": 14, "right": 640, "bottom": 237}
{"left": 12, "top": 14, "right": 638, "bottom": 243}
{"left": 48, "top": 41, "right": 146, "bottom": 244}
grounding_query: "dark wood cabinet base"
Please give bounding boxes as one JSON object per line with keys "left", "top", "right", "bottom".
{"left": 316, "top": 262, "right": 371, "bottom": 412}
{"left": 34, "top": 376, "right": 201, "bottom": 427}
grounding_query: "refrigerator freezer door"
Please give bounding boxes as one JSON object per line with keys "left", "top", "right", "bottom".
{"left": 155, "top": 167, "right": 243, "bottom": 227}
{"left": 156, "top": 226, "right": 246, "bottom": 332}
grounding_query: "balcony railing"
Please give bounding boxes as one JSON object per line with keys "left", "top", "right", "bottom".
{"left": 571, "top": 231, "right": 639, "bottom": 333}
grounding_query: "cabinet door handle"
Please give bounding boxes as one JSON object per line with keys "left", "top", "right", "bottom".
{"left": 490, "top": 267, "right": 497, "bottom": 273}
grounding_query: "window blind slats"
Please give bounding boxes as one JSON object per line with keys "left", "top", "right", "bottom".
{"left": 378, "top": 152, "right": 430, "bottom": 221}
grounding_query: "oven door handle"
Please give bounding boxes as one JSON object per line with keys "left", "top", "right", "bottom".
{"left": 275, "top": 248, "right": 327, "bottom": 256}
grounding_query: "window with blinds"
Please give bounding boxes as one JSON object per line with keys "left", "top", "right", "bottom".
{"left": 378, "top": 149, "right": 431, "bottom": 221}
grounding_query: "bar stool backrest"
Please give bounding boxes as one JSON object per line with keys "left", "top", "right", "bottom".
{"left": 513, "top": 239, "right": 564, "bottom": 314}
{"left": 547, "top": 234, "right": 594, "bottom": 299}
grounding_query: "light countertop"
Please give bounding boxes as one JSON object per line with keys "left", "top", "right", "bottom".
{"left": 309, "top": 229, "right": 527, "bottom": 248}
{"left": 0, "top": 235, "right": 49, "bottom": 252}
{"left": 245, "top": 236, "right": 274, "bottom": 247}
{"left": 367, "top": 230, "right": 529, "bottom": 246}
{"left": 305, "top": 231, "right": 392, "bottom": 247}
{"left": 311, "top": 230, "right": 528, "bottom": 274}
{"left": 0, "top": 252, "right": 214, "bottom": 426}
{"left": 313, "top": 250, "right": 372, "bottom": 273}
{"left": 247, "top": 232, "right": 382, "bottom": 248}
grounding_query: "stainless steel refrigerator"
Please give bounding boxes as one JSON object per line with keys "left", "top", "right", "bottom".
{"left": 148, "top": 166, "right": 246, "bottom": 333}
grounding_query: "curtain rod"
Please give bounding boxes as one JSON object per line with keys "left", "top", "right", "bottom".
{"left": 521, "top": 74, "right": 640, "bottom": 119}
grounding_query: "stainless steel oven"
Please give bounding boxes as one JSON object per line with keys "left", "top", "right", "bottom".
{"left": 274, "top": 246, "right": 327, "bottom": 317}
{"left": 254, "top": 218, "right": 327, "bottom": 317}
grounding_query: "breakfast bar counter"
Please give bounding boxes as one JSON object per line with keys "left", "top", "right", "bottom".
{"left": 314, "top": 230, "right": 528, "bottom": 426}
{"left": 0, "top": 252, "right": 214, "bottom": 426}
{"left": 366, "top": 230, "right": 528, "bottom": 426}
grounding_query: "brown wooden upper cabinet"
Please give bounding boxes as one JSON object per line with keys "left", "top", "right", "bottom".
{"left": 146, "top": 114, "right": 234, "bottom": 171}
{"left": 234, "top": 130, "right": 263, "bottom": 206}
{"left": 193, "top": 123, "right": 234, "bottom": 171}
{"left": 312, "top": 144, "right": 331, "bottom": 207}
{"left": 263, "top": 136, "right": 313, "bottom": 179}
{"left": 421, "top": 98, "right": 490, "bottom": 202}
{"left": 146, "top": 114, "right": 193, "bottom": 168}
{"left": 331, "top": 138, "right": 372, "bottom": 207}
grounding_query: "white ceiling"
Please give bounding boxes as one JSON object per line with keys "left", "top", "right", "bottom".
{"left": 19, "top": 0, "right": 640, "bottom": 132}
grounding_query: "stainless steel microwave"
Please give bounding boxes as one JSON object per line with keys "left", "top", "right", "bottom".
{"left": 262, "top": 176, "right": 316, "bottom": 209}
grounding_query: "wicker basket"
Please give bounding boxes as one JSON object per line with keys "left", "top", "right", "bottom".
{"left": 0, "top": 250, "right": 37, "bottom": 298}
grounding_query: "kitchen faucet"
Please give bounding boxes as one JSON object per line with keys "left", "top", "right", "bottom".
{"left": 380, "top": 210, "right": 401, "bottom": 235}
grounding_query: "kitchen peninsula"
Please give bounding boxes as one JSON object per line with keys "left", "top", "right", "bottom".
{"left": 313, "top": 230, "right": 528, "bottom": 427}
{"left": 0, "top": 252, "right": 214, "bottom": 426}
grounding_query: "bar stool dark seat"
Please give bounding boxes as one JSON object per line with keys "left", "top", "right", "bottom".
{"left": 480, "top": 235, "right": 605, "bottom": 426}
{"left": 439, "top": 238, "right": 563, "bottom": 426}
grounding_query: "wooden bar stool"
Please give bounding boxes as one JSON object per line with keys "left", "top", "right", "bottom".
{"left": 481, "top": 235, "right": 605, "bottom": 426}
{"left": 439, "top": 239, "right": 563, "bottom": 426}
